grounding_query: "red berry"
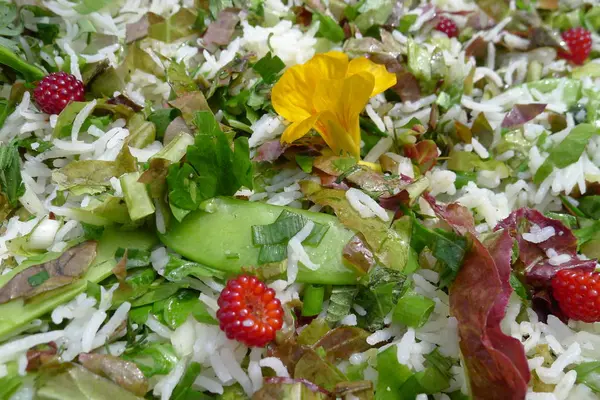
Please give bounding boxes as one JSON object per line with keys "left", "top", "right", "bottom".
{"left": 558, "top": 27, "right": 592, "bottom": 65}
{"left": 217, "top": 275, "right": 283, "bottom": 347}
{"left": 33, "top": 72, "right": 85, "bottom": 115}
{"left": 435, "top": 16, "right": 458, "bottom": 38}
{"left": 552, "top": 268, "right": 600, "bottom": 322}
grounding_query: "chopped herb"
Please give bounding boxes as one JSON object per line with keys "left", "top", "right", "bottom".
{"left": 27, "top": 270, "right": 50, "bottom": 288}
{"left": 252, "top": 52, "right": 285, "bottom": 84}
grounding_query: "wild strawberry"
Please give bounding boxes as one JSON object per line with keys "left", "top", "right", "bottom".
{"left": 435, "top": 16, "right": 459, "bottom": 38}
{"left": 217, "top": 275, "right": 284, "bottom": 347}
{"left": 33, "top": 72, "right": 85, "bottom": 115}
{"left": 558, "top": 27, "right": 592, "bottom": 65}
{"left": 552, "top": 268, "right": 600, "bottom": 323}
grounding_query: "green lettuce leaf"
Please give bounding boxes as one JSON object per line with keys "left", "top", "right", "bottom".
{"left": 0, "top": 142, "right": 24, "bottom": 207}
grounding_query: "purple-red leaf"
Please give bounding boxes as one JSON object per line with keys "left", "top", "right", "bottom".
{"left": 450, "top": 231, "right": 530, "bottom": 400}
{"left": 253, "top": 140, "right": 286, "bottom": 162}
{"left": 423, "top": 194, "right": 476, "bottom": 236}
{"left": 496, "top": 208, "right": 596, "bottom": 287}
{"left": 404, "top": 140, "right": 438, "bottom": 171}
{"left": 501, "top": 104, "right": 547, "bottom": 128}
{"left": 202, "top": 9, "right": 240, "bottom": 47}
{"left": 342, "top": 234, "right": 375, "bottom": 275}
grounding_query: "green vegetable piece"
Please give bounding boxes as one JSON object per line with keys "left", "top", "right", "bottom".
{"left": 160, "top": 197, "right": 358, "bottom": 284}
{"left": 73, "top": 0, "right": 112, "bottom": 14}
{"left": 302, "top": 285, "right": 325, "bottom": 317}
{"left": 0, "top": 228, "right": 157, "bottom": 338}
{"left": 574, "top": 361, "right": 600, "bottom": 392}
{"left": 152, "top": 132, "right": 194, "bottom": 163}
{"left": 295, "top": 154, "right": 314, "bottom": 173}
{"left": 149, "top": 108, "right": 182, "bottom": 138}
{"left": 315, "top": 13, "right": 345, "bottom": 43}
{"left": 411, "top": 220, "right": 468, "bottom": 288}
{"left": 27, "top": 270, "right": 50, "bottom": 287}
{"left": 115, "top": 248, "right": 151, "bottom": 269}
{"left": 121, "top": 343, "right": 178, "bottom": 378}
{"left": 297, "top": 318, "right": 330, "bottom": 345}
{"left": 148, "top": 8, "right": 197, "bottom": 43}
{"left": 172, "top": 362, "right": 202, "bottom": 400}
{"left": 163, "top": 289, "right": 217, "bottom": 329}
{"left": 354, "top": 0, "right": 393, "bottom": 32}
{"left": 0, "top": 142, "right": 24, "bottom": 207}
{"left": 578, "top": 196, "right": 600, "bottom": 220}
{"left": 130, "top": 282, "right": 181, "bottom": 307}
{"left": 376, "top": 345, "right": 413, "bottom": 399}
{"left": 509, "top": 273, "right": 529, "bottom": 301}
{"left": 294, "top": 348, "right": 347, "bottom": 391}
{"left": 252, "top": 52, "right": 285, "bottom": 84}
{"left": 0, "top": 45, "right": 45, "bottom": 82}
{"left": 534, "top": 123, "right": 599, "bottom": 184}
{"left": 327, "top": 285, "right": 357, "bottom": 323}
{"left": 355, "top": 266, "right": 407, "bottom": 332}
{"left": 36, "top": 364, "right": 144, "bottom": 400}
{"left": 120, "top": 171, "right": 155, "bottom": 221}
{"left": 393, "top": 290, "right": 435, "bottom": 328}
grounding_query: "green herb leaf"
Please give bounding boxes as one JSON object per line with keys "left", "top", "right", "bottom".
{"left": 149, "top": 108, "right": 182, "bottom": 138}
{"left": 73, "top": 0, "right": 112, "bottom": 14}
{"left": 315, "top": 13, "right": 345, "bottom": 43}
{"left": 355, "top": 266, "right": 407, "bottom": 332}
{"left": 411, "top": 220, "right": 468, "bottom": 288}
{"left": 148, "top": 8, "right": 197, "bottom": 43}
{"left": 326, "top": 286, "right": 358, "bottom": 324}
{"left": 376, "top": 345, "right": 413, "bottom": 399}
{"left": 509, "top": 273, "right": 529, "bottom": 301}
{"left": 167, "top": 111, "right": 253, "bottom": 210}
{"left": 296, "top": 154, "right": 314, "bottom": 173}
{"left": 0, "top": 43, "right": 45, "bottom": 82}
{"left": 574, "top": 361, "right": 600, "bottom": 392}
{"left": 115, "top": 248, "right": 151, "bottom": 269}
{"left": 172, "top": 362, "right": 202, "bottom": 400}
{"left": 252, "top": 52, "right": 285, "bottom": 84}
{"left": 122, "top": 343, "right": 179, "bottom": 378}
{"left": 0, "top": 142, "right": 24, "bottom": 207}
{"left": 302, "top": 285, "right": 325, "bottom": 317}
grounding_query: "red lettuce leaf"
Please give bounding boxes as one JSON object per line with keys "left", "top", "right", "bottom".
{"left": 450, "top": 231, "right": 530, "bottom": 400}
{"left": 495, "top": 208, "right": 596, "bottom": 288}
{"left": 501, "top": 104, "right": 547, "bottom": 129}
{"left": 423, "top": 194, "right": 476, "bottom": 236}
{"left": 403, "top": 140, "right": 438, "bottom": 170}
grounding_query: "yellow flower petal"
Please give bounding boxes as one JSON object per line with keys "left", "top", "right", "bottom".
{"left": 280, "top": 114, "right": 320, "bottom": 144}
{"left": 347, "top": 57, "right": 397, "bottom": 97}
{"left": 315, "top": 111, "right": 360, "bottom": 158}
{"left": 305, "top": 51, "right": 349, "bottom": 80}
{"left": 272, "top": 66, "right": 316, "bottom": 123}
{"left": 312, "top": 78, "right": 344, "bottom": 114}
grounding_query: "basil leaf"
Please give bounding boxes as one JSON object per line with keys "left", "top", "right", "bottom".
{"left": 315, "top": 13, "right": 345, "bottom": 43}
{"left": 252, "top": 52, "right": 285, "bottom": 84}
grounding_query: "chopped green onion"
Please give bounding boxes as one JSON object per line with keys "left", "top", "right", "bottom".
{"left": 302, "top": 285, "right": 325, "bottom": 317}
{"left": 257, "top": 244, "right": 287, "bottom": 265}
{"left": 393, "top": 291, "right": 435, "bottom": 328}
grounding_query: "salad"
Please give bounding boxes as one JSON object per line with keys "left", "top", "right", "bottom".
{"left": 0, "top": 0, "right": 600, "bottom": 399}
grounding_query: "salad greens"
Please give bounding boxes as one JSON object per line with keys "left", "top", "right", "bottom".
{"left": 1, "top": 0, "right": 600, "bottom": 399}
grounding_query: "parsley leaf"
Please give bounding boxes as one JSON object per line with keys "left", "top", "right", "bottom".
{"left": 0, "top": 142, "right": 24, "bottom": 207}
{"left": 252, "top": 52, "right": 285, "bottom": 84}
{"left": 166, "top": 111, "right": 253, "bottom": 210}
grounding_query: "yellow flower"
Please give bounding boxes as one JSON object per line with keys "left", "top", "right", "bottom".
{"left": 272, "top": 51, "right": 397, "bottom": 158}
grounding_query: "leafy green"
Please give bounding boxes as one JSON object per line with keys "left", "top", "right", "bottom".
{"left": 301, "top": 182, "right": 411, "bottom": 272}
{"left": 149, "top": 108, "right": 182, "bottom": 138}
{"left": 73, "top": 0, "right": 112, "bottom": 14}
{"left": 393, "top": 289, "right": 435, "bottom": 328}
{"left": 354, "top": 0, "right": 394, "bottom": 32}
{"left": 122, "top": 343, "right": 179, "bottom": 378}
{"left": 411, "top": 220, "right": 468, "bottom": 288}
{"left": 167, "top": 111, "right": 253, "bottom": 210}
{"left": 252, "top": 52, "right": 285, "bottom": 84}
{"left": 167, "top": 61, "right": 197, "bottom": 96}
{"left": 573, "top": 361, "right": 600, "bottom": 392}
{"left": 115, "top": 248, "right": 151, "bottom": 269}
{"left": 148, "top": 9, "right": 197, "bottom": 43}
{"left": 326, "top": 286, "right": 358, "bottom": 324}
{"left": 294, "top": 348, "right": 347, "bottom": 391}
{"left": 297, "top": 318, "right": 330, "bottom": 345}
{"left": 36, "top": 364, "right": 144, "bottom": 400}
{"left": 0, "top": 44, "right": 45, "bottom": 82}
{"left": 475, "top": 0, "right": 510, "bottom": 20}
{"left": 315, "top": 13, "right": 345, "bottom": 43}
{"left": 0, "top": 367, "right": 22, "bottom": 399}
{"left": 578, "top": 196, "right": 600, "bottom": 220}
{"left": 509, "top": 273, "right": 529, "bottom": 301}
{"left": 355, "top": 266, "right": 407, "bottom": 332}
{"left": 399, "top": 349, "right": 452, "bottom": 396}
{"left": 163, "top": 256, "right": 226, "bottom": 282}
{"left": 164, "top": 290, "right": 216, "bottom": 329}
{"left": 0, "top": 142, "right": 24, "bottom": 207}
{"left": 172, "top": 362, "right": 203, "bottom": 400}
{"left": 534, "top": 124, "right": 599, "bottom": 184}
{"left": 397, "top": 14, "right": 418, "bottom": 34}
